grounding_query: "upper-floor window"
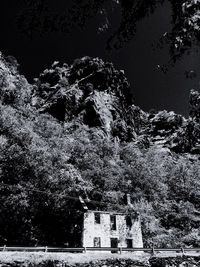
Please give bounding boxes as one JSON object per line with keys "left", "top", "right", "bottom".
{"left": 110, "top": 215, "right": 117, "bottom": 230}
{"left": 126, "top": 215, "right": 132, "bottom": 229}
{"left": 94, "top": 213, "right": 101, "bottom": 224}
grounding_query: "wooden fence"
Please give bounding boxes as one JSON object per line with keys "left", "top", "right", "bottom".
{"left": 0, "top": 246, "right": 200, "bottom": 254}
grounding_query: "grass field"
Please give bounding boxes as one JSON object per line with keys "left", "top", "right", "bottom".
{"left": 0, "top": 251, "right": 149, "bottom": 264}
{"left": 0, "top": 251, "right": 200, "bottom": 265}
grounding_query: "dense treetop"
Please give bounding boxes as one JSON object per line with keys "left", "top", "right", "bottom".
{"left": 18, "top": 0, "right": 200, "bottom": 62}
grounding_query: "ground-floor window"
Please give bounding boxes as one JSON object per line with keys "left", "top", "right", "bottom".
{"left": 126, "top": 238, "right": 133, "bottom": 248}
{"left": 94, "top": 237, "right": 101, "bottom": 247}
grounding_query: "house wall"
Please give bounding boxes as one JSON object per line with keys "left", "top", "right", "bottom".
{"left": 82, "top": 211, "right": 143, "bottom": 250}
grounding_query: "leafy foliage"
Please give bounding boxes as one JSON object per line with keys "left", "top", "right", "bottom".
{"left": 17, "top": 0, "right": 200, "bottom": 62}
{"left": 0, "top": 54, "right": 200, "bottom": 247}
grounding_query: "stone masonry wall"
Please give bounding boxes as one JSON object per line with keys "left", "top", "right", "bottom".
{"left": 82, "top": 211, "right": 143, "bottom": 250}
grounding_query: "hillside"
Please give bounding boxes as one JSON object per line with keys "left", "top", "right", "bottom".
{"left": 0, "top": 52, "right": 200, "bottom": 247}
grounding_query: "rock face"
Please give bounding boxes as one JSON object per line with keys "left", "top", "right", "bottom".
{"left": 32, "top": 56, "right": 144, "bottom": 141}
{"left": 0, "top": 53, "right": 199, "bottom": 154}
{"left": 31, "top": 56, "right": 200, "bottom": 154}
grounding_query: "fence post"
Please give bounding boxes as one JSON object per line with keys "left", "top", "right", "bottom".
{"left": 119, "top": 246, "right": 122, "bottom": 254}
{"left": 151, "top": 245, "right": 155, "bottom": 256}
{"left": 84, "top": 247, "right": 87, "bottom": 253}
{"left": 181, "top": 247, "right": 184, "bottom": 256}
{"left": 3, "top": 245, "right": 6, "bottom": 252}
{"left": 45, "top": 246, "right": 48, "bottom": 253}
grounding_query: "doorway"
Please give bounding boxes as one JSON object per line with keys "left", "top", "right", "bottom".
{"left": 110, "top": 238, "right": 118, "bottom": 253}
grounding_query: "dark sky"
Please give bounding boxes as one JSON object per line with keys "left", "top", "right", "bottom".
{"left": 0, "top": 0, "right": 200, "bottom": 116}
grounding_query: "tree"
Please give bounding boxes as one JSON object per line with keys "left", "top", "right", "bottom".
{"left": 18, "top": 0, "right": 200, "bottom": 62}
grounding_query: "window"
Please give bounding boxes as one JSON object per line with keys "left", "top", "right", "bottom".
{"left": 126, "top": 215, "right": 132, "bottom": 229}
{"left": 126, "top": 239, "right": 133, "bottom": 248}
{"left": 94, "top": 213, "right": 101, "bottom": 224}
{"left": 94, "top": 237, "right": 101, "bottom": 247}
{"left": 110, "top": 215, "right": 117, "bottom": 230}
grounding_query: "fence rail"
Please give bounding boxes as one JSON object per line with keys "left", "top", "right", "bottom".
{"left": 0, "top": 246, "right": 200, "bottom": 254}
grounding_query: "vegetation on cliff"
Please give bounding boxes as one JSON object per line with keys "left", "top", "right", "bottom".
{"left": 0, "top": 53, "right": 200, "bottom": 247}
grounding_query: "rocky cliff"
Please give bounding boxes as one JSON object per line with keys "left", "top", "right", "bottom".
{"left": 32, "top": 56, "right": 200, "bottom": 154}
{"left": 32, "top": 57, "right": 139, "bottom": 140}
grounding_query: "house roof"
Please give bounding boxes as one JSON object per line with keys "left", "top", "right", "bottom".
{"left": 86, "top": 209, "right": 127, "bottom": 216}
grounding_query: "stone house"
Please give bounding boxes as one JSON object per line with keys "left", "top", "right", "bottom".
{"left": 82, "top": 209, "right": 143, "bottom": 250}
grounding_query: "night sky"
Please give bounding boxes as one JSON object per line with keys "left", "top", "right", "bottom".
{"left": 0, "top": 1, "right": 200, "bottom": 116}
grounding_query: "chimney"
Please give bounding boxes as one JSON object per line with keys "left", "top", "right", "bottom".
{"left": 127, "top": 194, "right": 131, "bottom": 206}
{"left": 79, "top": 196, "right": 88, "bottom": 211}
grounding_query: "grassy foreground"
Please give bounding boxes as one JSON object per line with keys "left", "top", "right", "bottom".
{"left": 0, "top": 251, "right": 149, "bottom": 265}
{"left": 1, "top": 251, "right": 200, "bottom": 266}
